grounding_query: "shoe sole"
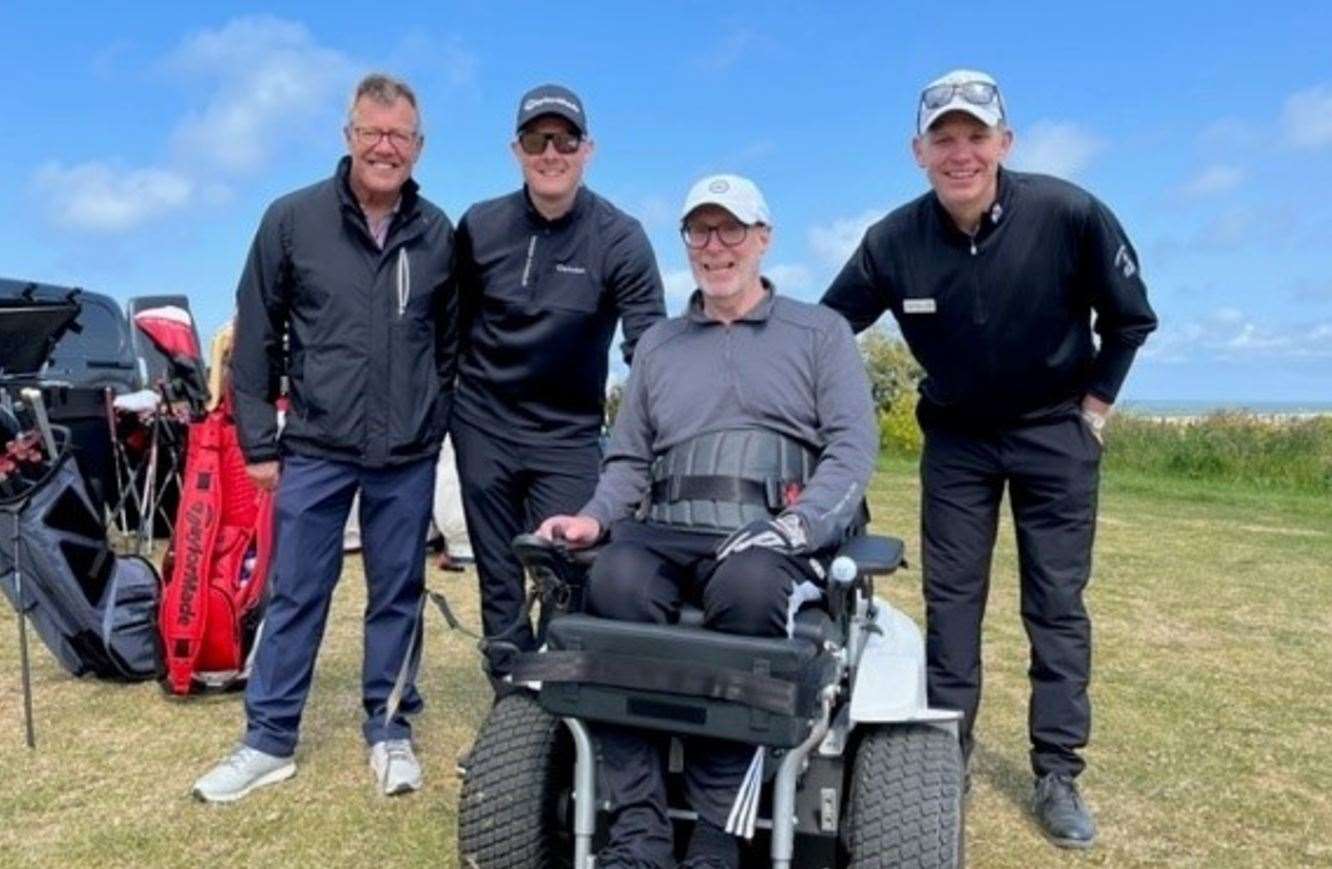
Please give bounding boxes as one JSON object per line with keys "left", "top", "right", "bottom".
{"left": 192, "top": 762, "right": 296, "bottom": 804}
{"left": 1043, "top": 831, "right": 1095, "bottom": 850}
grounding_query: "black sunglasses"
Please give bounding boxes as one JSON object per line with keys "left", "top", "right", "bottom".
{"left": 517, "top": 131, "right": 583, "bottom": 155}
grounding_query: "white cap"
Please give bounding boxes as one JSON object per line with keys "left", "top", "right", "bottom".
{"left": 681, "top": 174, "right": 771, "bottom": 226}
{"left": 917, "top": 69, "right": 1004, "bottom": 135}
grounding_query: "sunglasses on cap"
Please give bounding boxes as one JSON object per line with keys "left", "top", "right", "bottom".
{"left": 919, "top": 80, "right": 1003, "bottom": 113}
{"left": 517, "top": 130, "right": 583, "bottom": 155}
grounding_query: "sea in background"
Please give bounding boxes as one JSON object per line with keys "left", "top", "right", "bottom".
{"left": 1120, "top": 399, "right": 1332, "bottom": 420}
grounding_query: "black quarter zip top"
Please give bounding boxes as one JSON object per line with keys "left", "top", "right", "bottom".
{"left": 453, "top": 185, "right": 666, "bottom": 445}
{"left": 821, "top": 168, "right": 1158, "bottom": 423}
{"left": 231, "top": 157, "right": 458, "bottom": 467}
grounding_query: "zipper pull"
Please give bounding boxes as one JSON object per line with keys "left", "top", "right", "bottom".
{"left": 396, "top": 248, "right": 410, "bottom": 317}
{"left": 970, "top": 238, "right": 978, "bottom": 256}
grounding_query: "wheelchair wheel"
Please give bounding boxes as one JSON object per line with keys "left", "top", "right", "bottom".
{"left": 458, "top": 692, "right": 574, "bottom": 868}
{"left": 844, "top": 723, "right": 964, "bottom": 868}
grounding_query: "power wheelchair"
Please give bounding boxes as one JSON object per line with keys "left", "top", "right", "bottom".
{"left": 456, "top": 531, "right": 965, "bottom": 868}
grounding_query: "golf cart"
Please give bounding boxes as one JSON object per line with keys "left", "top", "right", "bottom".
{"left": 456, "top": 531, "right": 965, "bottom": 868}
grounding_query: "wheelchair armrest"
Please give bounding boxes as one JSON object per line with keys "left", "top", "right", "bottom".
{"left": 833, "top": 534, "right": 906, "bottom": 576}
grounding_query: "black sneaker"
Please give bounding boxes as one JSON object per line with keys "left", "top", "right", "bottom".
{"left": 680, "top": 819, "right": 740, "bottom": 869}
{"left": 1032, "top": 773, "right": 1096, "bottom": 849}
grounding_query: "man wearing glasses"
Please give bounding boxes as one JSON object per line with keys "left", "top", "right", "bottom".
{"left": 194, "top": 73, "right": 456, "bottom": 802}
{"left": 538, "top": 175, "right": 876, "bottom": 868}
{"left": 821, "top": 69, "right": 1157, "bottom": 848}
{"left": 451, "top": 84, "right": 665, "bottom": 693}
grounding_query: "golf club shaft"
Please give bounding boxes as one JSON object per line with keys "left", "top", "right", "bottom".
{"left": 9, "top": 511, "right": 36, "bottom": 748}
{"left": 18, "top": 388, "right": 58, "bottom": 462}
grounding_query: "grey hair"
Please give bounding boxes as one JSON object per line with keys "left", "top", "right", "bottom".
{"left": 347, "top": 73, "right": 422, "bottom": 135}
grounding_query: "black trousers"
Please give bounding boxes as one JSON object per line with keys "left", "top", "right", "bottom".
{"left": 451, "top": 418, "right": 600, "bottom": 673}
{"left": 587, "top": 520, "right": 823, "bottom": 868}
{"left": 919, "top": 402, "right": 1102, "bottom": 778}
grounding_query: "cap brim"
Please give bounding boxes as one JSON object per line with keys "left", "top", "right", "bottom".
{"left": 681, "top": 198, "right": 765, "bottom": 224}
{"left": 919, "top": 101, "right": 1003, "bottom": 135}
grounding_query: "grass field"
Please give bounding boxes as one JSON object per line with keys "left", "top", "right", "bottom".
{"left": 1, "top": 457, "right": 1329, "bottom": 867}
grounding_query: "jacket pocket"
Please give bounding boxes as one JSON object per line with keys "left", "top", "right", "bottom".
{"left": 538, "top": 269, "right": 600, "bottom": 313}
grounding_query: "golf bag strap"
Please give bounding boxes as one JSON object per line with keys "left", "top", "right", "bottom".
{"left": 508, "top": 649, "right": 800, "bottom": 717}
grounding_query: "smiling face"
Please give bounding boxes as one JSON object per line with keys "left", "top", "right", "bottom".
{"left": 512, "top": 115, "right": 593, "bottom": 215}
{"left": 344, "top": 95, "right": 422, "bottom": 206}
{"left": 912, "top": 112, "right": 1012, "bottom": 227}
{"left": 684, "top": 204, "right": 770, "bottom": 312}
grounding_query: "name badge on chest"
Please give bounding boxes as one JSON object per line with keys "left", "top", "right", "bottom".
{"left": 903, "top": 298, "right": 937, "bottom": 314}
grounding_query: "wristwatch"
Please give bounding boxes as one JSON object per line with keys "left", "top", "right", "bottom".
{"left": 1080, "top": 408, "right": 1107, "bottom": 443}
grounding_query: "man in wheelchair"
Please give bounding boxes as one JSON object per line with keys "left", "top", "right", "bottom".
{"left": 534, "top": 174, "right": 878, "bottom": 868}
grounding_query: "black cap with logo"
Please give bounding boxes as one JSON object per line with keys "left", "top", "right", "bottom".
{"left": 515, "top": 83, "right": 587, "bottom": 134}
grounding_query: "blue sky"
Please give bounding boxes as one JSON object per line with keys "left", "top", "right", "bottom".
{"left": 4, "top": 1, "right": 1330, "bottom": 403}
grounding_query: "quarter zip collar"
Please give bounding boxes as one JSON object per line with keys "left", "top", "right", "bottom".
{"left": 521, "top": 184, "right": 589, "bottom": 230}
{"left": 929, "top": 166, "right": 1013, "bottom": 250}
{"left": 686, "top": 278, "right": 777, "bottom": 325}
{"left": 335, "top": 156, "right": 421, "bottom": 243}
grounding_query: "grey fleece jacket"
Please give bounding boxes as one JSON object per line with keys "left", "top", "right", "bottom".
{"left": 581, "top": 284, "right": 878, "bottom": 552}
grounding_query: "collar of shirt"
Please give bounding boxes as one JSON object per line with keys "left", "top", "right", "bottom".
{"left": 521, "top": 184, "right": 590, "bottom": 229}
{"left": 685, "top": 278, "right": 777, "bottom": 325}
{"left": 367, "top": 199, "right": 401, "bottom": 249}
{"left": 929, "top": 165, "right": 1014, "bottom": 246}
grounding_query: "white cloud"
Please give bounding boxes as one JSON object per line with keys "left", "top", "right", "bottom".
{"left": 1141, "top": 307, "right": 1332, "bottom": 363}
{"left": 1009, "top": 120, "right": 1105, "bottom": 178}
{"left": 1197, "top": 117, "right": 1263, "bottom": 152}
{"left": 1180, "top": 164, "right": 1243, "bottom": 198}
{"left": 693, "top": 28, "right": 762, "bottom": 72}
{"left": 34, "top": 16, "right": 378, "bottom": 235}
{"left": 663, "top": 268, "right": 695, "bottom": 306}
{"left": 1281, "top": 84, "right": 1332, "bottom": 149}
{"left": 766, "top": 262, "right": 814, "bottom": 296}
{"left": 168, "top": 16, "right": 356, "bottom": 173}
{"left": 34, "top": 161, "right": 193, "bottom": 233}
{"left": 808, "top": 209, "right": 880, "bottom": 270}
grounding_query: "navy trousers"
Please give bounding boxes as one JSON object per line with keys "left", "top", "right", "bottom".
{"left": 243, "top": 452, "right": 435, "bottom": 758}
{"left": 918, "top": 401, "right": 1101, "bottom": 778}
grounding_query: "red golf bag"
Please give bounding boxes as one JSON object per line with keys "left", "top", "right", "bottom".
{"left": 159, "top": 395, "right": 274, "bottom": 694}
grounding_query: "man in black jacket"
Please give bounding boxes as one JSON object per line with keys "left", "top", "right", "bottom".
{"left": 194, "top": 73, "right": 456, "bottom": 802}
{"left": 822, "top": 69, "right": 1157, "bottom": 849}
{"left": 452, "top": 84, "right": 665, "bottom": 688}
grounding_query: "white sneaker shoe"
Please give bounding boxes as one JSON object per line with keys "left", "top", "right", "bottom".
{"left": 192, "top": 745, "right": 296, "bottom": 803}
{"left": 370, "top": 739, "right": 422, "bottom": 796}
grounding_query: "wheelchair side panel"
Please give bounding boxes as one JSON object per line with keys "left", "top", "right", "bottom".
{"left": 849, "top": 599, "right": 960, "bottom": 733}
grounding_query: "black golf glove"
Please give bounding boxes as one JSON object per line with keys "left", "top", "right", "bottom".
{"left": 715, "top": 512, "right": 809, "bottom": 560}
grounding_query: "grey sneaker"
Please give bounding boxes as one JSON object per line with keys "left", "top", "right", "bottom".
{"left": 192, "top": 745, "right": 296, "bottom": 803}
{"left": 370, "top": 739, "right": 422, "bottom": 796}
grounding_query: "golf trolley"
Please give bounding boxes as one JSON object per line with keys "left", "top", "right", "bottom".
{"left": 457, "top": 532, "right": 965, "bottom": 868}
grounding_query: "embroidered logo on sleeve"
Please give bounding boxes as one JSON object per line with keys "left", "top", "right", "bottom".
{"left": 1114, "top": 244, "right": 1137, "bottom": 279}
{"left": 555, "top": 263, "right": 587, "bottom": 275}
{"left": 903, "top": 298, "right": 937, "bottom": 314}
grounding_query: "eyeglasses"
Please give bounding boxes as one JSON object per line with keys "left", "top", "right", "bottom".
{"left": 349, "top": 126, "right": 418, "bottom": 150}
{"left": 681, "top": 221, "right": 750, "bottom": 249}
{"left": 920, "top": 80, "right": 1002, "bottom": 111}
{"left": 517, "top": 130, "right": 583, "bottom": 155}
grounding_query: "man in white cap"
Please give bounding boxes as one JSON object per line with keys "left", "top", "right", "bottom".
{"left": 539, "top": 174, "right": 876, "bottom": 868}
{"left": 822, "top": 68, "right": 1158, "bottom": 849}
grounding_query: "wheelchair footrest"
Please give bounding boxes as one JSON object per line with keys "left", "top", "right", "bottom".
{"left": 528, "top": 615, "right": 837, "bottom": 748}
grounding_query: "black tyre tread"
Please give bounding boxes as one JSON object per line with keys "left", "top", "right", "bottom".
{"left": 457, "top": 693, "right": 571, "bottom": 868}
{"left": 846, "top": 723, "right": 963, "bottom": 868}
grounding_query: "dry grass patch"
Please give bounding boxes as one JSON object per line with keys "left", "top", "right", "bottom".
{"left": 1, "top": 459, "right": 1328, "bottom": 867}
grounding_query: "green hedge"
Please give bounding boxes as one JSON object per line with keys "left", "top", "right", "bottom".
{"left": 878, "top": 410, "right": 1332, "bottom": 493}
